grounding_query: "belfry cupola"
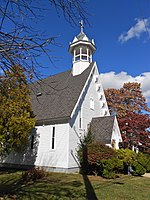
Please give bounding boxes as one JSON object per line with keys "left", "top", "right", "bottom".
{"left": 69, "top": 20, "right": 96, "bottom": 76}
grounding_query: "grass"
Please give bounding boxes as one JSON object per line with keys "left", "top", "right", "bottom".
{"left": 0, "top": 169, "right": 150, "bottom": 200}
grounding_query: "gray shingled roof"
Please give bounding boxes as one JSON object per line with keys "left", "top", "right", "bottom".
{"left": 90, "top": 116, "right": 115, "bottom": 144}
{"left": 30, "top": 63, "right": 94, "bottom": 122}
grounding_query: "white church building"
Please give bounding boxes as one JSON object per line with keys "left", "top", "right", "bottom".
{"left": 1, "top": 25, "right": 122, "bottom": 172}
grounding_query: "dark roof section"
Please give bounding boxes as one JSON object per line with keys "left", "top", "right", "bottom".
{"left": 91, "top": 116, "right": 115, "bottom": 144}
{"left": 30, "top": 63, "right": 94, "bottom": 122}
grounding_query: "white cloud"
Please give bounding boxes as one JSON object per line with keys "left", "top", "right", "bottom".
{"left": 118, "top": 18, "right": 150, "bottom": 43}
{"left": 100, "top": 71, "right": 150, "bottom": 103}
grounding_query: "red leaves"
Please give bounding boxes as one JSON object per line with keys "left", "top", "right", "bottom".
{"left": 118, "top": 111, "right": 150, "bottom": 149}
{"left": 105, "top": 82, "right": 150, "bottom": 118}
{"left": 87, "top": 142, "right": 116, "bottom": 164}
{"left": 105, "top": 82, "right": 150, "bottom": 151}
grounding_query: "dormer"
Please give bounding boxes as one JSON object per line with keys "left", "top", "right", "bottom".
{"left": 69, "top": 21, "right": 96, "bottom": 76}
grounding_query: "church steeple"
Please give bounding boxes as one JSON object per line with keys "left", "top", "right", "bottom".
{"left": 69, "top": 21, "right": 96, "bottom": 76}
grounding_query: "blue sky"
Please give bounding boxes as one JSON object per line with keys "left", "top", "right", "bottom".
{"left": 2, "top": 0, "right": 150, "bottom": 103}
{"left": 38, "top": 0, "right": 150, "bottom": 74}
{"left": 36, "top": 0, "right": 150, "bottom": 103}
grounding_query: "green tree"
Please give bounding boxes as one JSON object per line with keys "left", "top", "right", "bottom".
{"left": 0, "top": 65, "right": 35, "bottom": 156}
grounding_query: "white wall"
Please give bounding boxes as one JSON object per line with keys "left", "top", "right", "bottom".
{"left": 81, "top": 64, "right": 109, "bottom": 131}
{"left": 35, "top": 123, "right": 69, "bottom": 168}
{"left": 68, "top": 63, "right": 109, "bottom": 168}
{"left": 72, "top": 60, "right": 90, "bottom": 76}
{"left": 111, "top": 117, "right": 122, "bottom": 149}
{"left": 2, "top": 123, "right": 69, "bottom": 169}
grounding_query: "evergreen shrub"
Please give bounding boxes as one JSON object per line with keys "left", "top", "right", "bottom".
{"left": 132, "top": 161, "right": 146, "bottom": 176}
{"left": 102, "top": 158, "right": 124, "bottom": 173}
{"left": 136, "top": 153, "right": 150, "bottom": 172}
{"left": 116, "top": 149, "right": 137, "bottom": 166}
{"left": 102, "top": 169, "right": 116, "bottom": 179}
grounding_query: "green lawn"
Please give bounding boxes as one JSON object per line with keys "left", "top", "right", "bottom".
{"left": 0, "top": 170, "right": 150, "bottom": 200}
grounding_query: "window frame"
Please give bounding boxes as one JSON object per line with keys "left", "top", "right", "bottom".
{"left": 51, "top": 126, "right": 56, "bottom": 150}
{"left": 79, "top": 109, "right": 82, "bottom": 129}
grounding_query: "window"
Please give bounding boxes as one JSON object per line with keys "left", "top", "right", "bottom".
{"left": 94, "top": 75, "right": 98, "bottom": 83}
{"left": 31, "top": 135, "right": 34, "bottom": 149}
{"left": 99, "top": 94, "right": 103, "bottom": 100}
{"left": 96, "top": 84, "right": 100, "bottom": 91}
{"left": 104, "top": 110, "right": 107, "bottom": 116}
{"left": 102, "top": 102, "right": 105, "bottom": 108}
{"left": 97, "top": 86, "right": 100, "bottom": 92}
{"left": 79, "top": 109, "right": 82, "bottom": 129}
{"left": 90, "top": 97, "right": 94, "bottom": 110}
{"left": 51, "top": 127, "right": 55, "bottom": 149}
{"left": 75, "top": 56, "right": 80, "bottom": 61}
{"left": 81, "top": 55, "right": 87, "bottom": 60}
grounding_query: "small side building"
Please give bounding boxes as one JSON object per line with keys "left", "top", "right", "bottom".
{"left": 91, "top": 116, "right": 122, "bottom": 149}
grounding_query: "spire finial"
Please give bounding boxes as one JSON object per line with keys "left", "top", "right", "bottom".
{"left": 79, "top": 20, "right": 84, "bottom": 33}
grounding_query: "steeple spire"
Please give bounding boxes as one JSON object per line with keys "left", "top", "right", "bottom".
{"left": 79, "top": 20, "right": 84, "bottom": 33}
{"left": 69, "top": 24, "right": 96, "bottom": 76}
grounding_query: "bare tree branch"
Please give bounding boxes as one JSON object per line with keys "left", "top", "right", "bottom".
{"left": 0, "top": 0, "right": 88, "bottom": 82}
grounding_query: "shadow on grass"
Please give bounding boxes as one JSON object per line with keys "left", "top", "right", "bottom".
{"left": 0, "top": 176, "right": 36, "bottom": 199}
{"left": 0, "top": 167, "right": 25, "bottom": 174}
{"left": 113, "top": 181, "right": 124, "bottom": 185}
{"left": 0, "top": 172, "right": 86, "bottom": 199}
{"left": 80, "top": 143, "right": 98, "bottom": 200}
{"left": 82, "top": 175, "right": 98, "bottom": 200}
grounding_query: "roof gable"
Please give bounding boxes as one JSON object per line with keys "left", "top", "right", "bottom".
{"left": 31, "top": 63, "right": 94, "bottom": 122}
{"left": 91, "top": 116, "right": 115, "bottom": 144}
